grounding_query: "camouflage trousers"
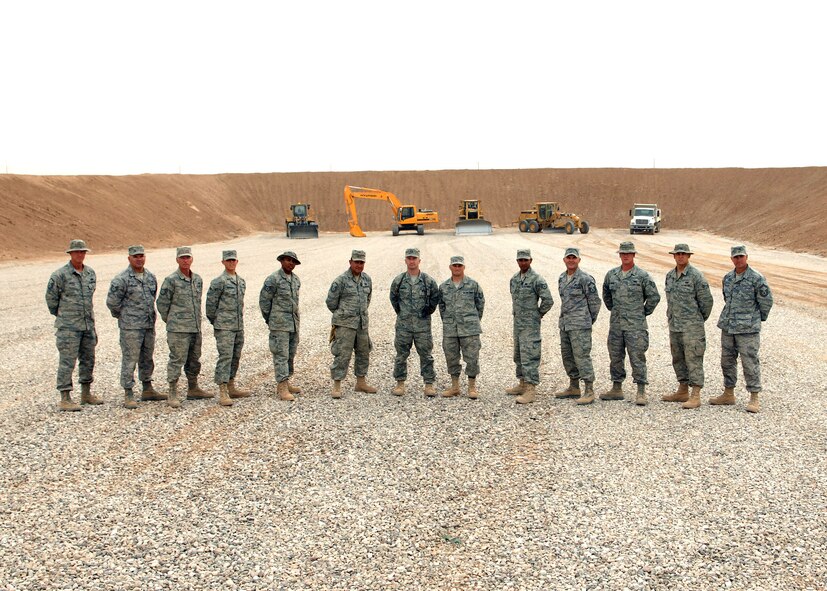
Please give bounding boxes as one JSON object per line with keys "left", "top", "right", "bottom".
{"left": 721, "top": 331, "right": 762, "bottom": 392}
{"left": 393, "top": 328, "right": 435, "bottom": 383}
{"left": 607, "top": 328, "right": 649, "bottom": 384}
{"left": 166, "top": 332, "right": 202, "bottom": 382}
{"left": 214, "top": 329, "right": 244, "bottom": 384}
{"left": 119, "top": 328, "right": 155, "bottom": 389}
{"left": 560, "top": 328, "right": 595, "bottom": 383}
{"left": 670, "top": 329, "right": 706, "bottom": 387}
{"left": 269, "top": 330, "right": 298, "bottom": 384}
{"left": 330, "top": 326, "right": 371, "bottom": 381}
{"left": 55, "top": 328, "right": 97, "bottom": 392}
{"left": 442, "top": 334, "right": 481, "bottom": 378}
{"left": 513, "top": 324, "right": 542, "bottom": 385}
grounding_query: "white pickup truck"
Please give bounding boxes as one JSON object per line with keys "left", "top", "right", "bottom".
{"left": 629, "top": 203, "right": 662, "bottom": 234}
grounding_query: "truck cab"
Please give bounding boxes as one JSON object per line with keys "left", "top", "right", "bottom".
{"left": 629, "top": 203, "right": 662, "bottom": 234}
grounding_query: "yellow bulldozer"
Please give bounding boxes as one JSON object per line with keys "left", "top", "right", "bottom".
{"left": 285, "top": 203, "right": 319, "bottom": 239}
{"left": 456, "top": 200, "right": 493, "bottom": 235}
{"left": 517, "top": 202, "right": 590, "bottom": 234}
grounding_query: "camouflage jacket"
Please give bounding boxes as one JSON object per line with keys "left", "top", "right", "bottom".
{"left": 389, "top": 271, "right": 440, "bottom": 333}
{"left": 717, "top": 266, "right": 773, "bottom": 334}
{"left": 206, "top": 271, "right": 245, "bottom": 331}
{"left": 156, "top": 269, "right": 203, "bottom": 333}
{"left": 439, "top": 276, "right": 485, "bottom": 337}
{"left": 665, "top": 264, "right": 713, "bottom": 333}
{"left": 602, "top": 265, "right": 661, "bottom": 331}
{"left": 558, "top": 268, "right": 601, "bottom": 331}
{"left": 260, "top": 269, "right": 300, "bottom": 333}
{"left": 106, "top": 266, "right": 158, "bottom": 330}
{"left": 45, "top": 262, "right": 96, "bottom": 331}
{"left": 509, "top": 268, "right": 554, "bottom": 328}
{"left": 326, "top": 270, "right": 371, "bottom": 330}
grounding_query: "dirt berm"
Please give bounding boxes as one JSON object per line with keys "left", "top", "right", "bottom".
{"left": 1, "top": 167, "right": 824, "bottom": 259}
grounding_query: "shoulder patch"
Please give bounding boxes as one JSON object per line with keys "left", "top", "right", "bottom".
{"left": 759, "top": 285, "right": 769, "bottom": 297}
{"left": 330, "top": 283, "right": 339, "bottom": 293}
{"left": 587, "top": 284, "right": 597, "bottom": 294}
{"left": 47, "top": 278, "right": 55, "bottom": 290}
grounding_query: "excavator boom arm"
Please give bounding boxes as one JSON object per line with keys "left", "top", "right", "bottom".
{"left": 344, "top": 186, "right": 405, "bottom": 237}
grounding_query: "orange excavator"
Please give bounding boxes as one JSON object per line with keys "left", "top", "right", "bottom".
{"left": 343, "top": 186, "right": 440, "bottom": 237}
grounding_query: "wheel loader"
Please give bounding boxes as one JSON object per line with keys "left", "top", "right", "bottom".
{"left": 285, "top": 203, "right": 319, "bottom": 239}
{"left": 455, "top": 200, "right": 493, "bottom": 235}
{"left": 516, "top": 202, "right": 589, "bottom": 234}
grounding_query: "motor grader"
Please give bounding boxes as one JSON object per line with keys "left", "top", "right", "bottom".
{"left": 516, "top": 202, "right": 589, "bottom": 234}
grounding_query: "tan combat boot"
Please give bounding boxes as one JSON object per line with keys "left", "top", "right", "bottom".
{"left": 286, "top": 379, "right": 302, "bottom": 394}
{"left": 467, "top": 377, "right": 479, "bottom": 400}
{"left": 709, "top": 387, "right": 736, "bottom": 406}
{"left": 124, "top": 388, "right": 138, "bottom": 410}
{"left": 228, "top": 379, "right": 251, "bottom": 398}
{"left": 746, "top": 392, "right": 760, "bottom": 413}
{"left": 167, "top": 380, "right": 182, "bottom": 409}
{"left": 59, "top": 391, "right": 81, "bottom": 412}
{"left": 218, "top": 384, "right": 234, "bottom": 407}
{"left": 277, "top": 380, "right": 295, "bottom": 402}
{"left": 555, "top": 378, "right": 581, "bottom": 399}
{"left": 515, "top": 383, "right": 536, "bottom": 405}
{"left": 576, "top": 382, "right": 596, "bottom": 405}
{"left": 355, "top": 376, "right": 378, "bottom": 393}
{"left": 141, "top": 381, "right": 167, "bottom": 401}
{"left": 332, "top": 380, "right": 342, "bottom": 399}
{"left": 600, "top": 382, "right": 624, "bottom": 401}
{"left": 634, "top": 383, "right": 648, "bottom": 406}
{"left": 682, "top": 385, "right": 701, "bottom": 409}
{"left": 80, "top": 383, "right": 103, "bottom": 405}
{"left": 187, "top": 378, "right": 213, "bottom": 399}
{"left": 423, "top": 383, "right": 436, "bottom": 397}
{"left": 663, "top": 383, "right": 689, "bottom": 403}
{"left": 505, "top": 379, "right": 525, "bottom": 395}
{"left": 391, "top": 381, "right": 405, "bottom": 396}
{"left": 442, "top": 376, "right": 460, "bottom": 398}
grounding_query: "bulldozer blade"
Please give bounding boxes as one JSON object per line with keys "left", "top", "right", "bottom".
{"left": 288, "top": 225, "right": 319, "bottom": 239}
{"left": 455, "top": 220, "right": 493, "bottom": 236}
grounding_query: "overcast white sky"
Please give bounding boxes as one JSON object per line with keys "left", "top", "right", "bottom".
{"left": 1, "top": 1, "right": 825, "bottom": 175}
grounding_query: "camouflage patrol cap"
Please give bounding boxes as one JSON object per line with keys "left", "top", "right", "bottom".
{"left": 222, "top": 250, "right": 237, "bottom": 261}
{"left": 128, "top": 245, "right": 145, "bottom": 256}
{"left": 351, "top": 250, "right": 366, "bottom": 262}
{"left": 564, "top": 247, "right": 580, "bottom": 258}
{"left": 618, "top": 241, "right": 637, "bottom": 254}
{"left": 405, "top": 247, "right": 420, "bottom": 258}
{"left": 66, "top": 239, "right": 90, "bottom": 253}
{"left": 450, "top": 255, "right": 465, "bottom": 266}
{"left": 669, "top": 243, "right": 693, "bottom": 254}
{"left": 277, "top": 250, "right": 301, "bottom": 265}
{"left": 176, "top": 246, "right": 193, "bottom": 257}
{"left": 516, "top": 249, "right": 531, "bottom": 260}
{"left": 731, "top": 245, "right": 747, "bottom": 257}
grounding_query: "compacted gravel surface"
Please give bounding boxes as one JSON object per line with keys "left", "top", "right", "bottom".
{"left": 1, "top": 229, "right": 825, "bottom": 590}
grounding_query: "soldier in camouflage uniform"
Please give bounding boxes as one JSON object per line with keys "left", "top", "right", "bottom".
{"left": 602, "top": 241, "right": 661, "bottom": 405}
{"left": 555, "top": 247, "right": 602, "bottom": 405}
{"left": 711, "top": 245, "right": 773, "bottom": 413}
{"left": 106, "top": 245, "right": 165, "bottom": 409}
{"left": 45, "top": 239, "right": 100, "bottom": 412}
{"left": 504, "top": 249, "right": 554, "bottom": 405}
{"left": 439, "top": 255, "right": 485, "bottom": 399}
{"left": 389, "top": 247, "right": 440, "bottom": 397}
{"left": 662, "top": 244, "right": 714, "bottom": 410}
{"left": 326, "top": 250, "right": 377, "bottom": 399}
{"left": 156, "top": 246, "right": 211, "bottom": 408}
{"left": 260, "top": 250, "right": 302, "bottom": 401}
{"left": 206, "top": 250, "right": 251, "bottom": 407}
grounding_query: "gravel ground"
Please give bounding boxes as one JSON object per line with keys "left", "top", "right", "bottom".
{"left": 0, "top": 228, "right": 825, "bottom": 591}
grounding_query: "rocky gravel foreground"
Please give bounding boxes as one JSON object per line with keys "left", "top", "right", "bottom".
{"left": 0, "top": 230, "right": 825, "bottom": 590}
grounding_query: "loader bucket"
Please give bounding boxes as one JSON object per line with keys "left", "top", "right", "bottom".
{"left": 455, "top": 220, "right": 493, "bottom": 236}
{"left": 287, "top": 223, "right": 319, "bottom": 239}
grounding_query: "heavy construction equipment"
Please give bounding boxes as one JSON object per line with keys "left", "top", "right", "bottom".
{"left": 517, "top": 202, "right": 590, "bottom": 234}
{"left": 629, "top": 203, "right": 661, "bottom": 234}
{"left": 285, "top": 203, "right": 319, "bottom": 239}
{"left": 343, "top": 186, "right": 439, "bottom": 237}
{"left": 456, "top": 200, "right": 493, "bottom": 235}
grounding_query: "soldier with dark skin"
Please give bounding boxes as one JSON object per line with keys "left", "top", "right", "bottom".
{"left": 712, "top": 245, "right": 773, "bottom": 413}
{"left": 106, "top": 245, "right": 165, "bottom": 409}
{"left": 45, "top": 239, "right": 99, "bottom": 412}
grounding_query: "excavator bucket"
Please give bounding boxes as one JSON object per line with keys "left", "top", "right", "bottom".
{"left": 287, "top": 223, "right": 319, "bottom": 239}
{"left": 455, "top": 219, "right": 493, "bottom": 236}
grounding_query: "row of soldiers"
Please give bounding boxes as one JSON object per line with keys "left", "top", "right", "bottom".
{"left": 45, "top": 239, "right": 773, "bottom": 413}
